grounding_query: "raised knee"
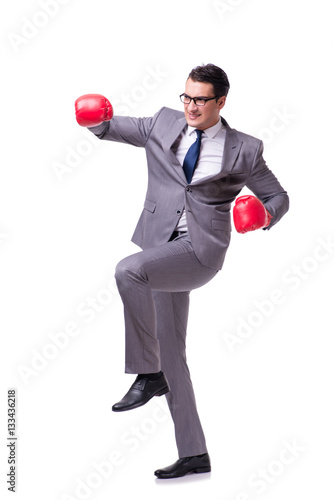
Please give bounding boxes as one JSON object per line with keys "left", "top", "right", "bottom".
{"left": 114, "top": 259, "right": 129, "bottom": 284}
{"left": 114, "top": 255, "right": 141, "bottom": 285}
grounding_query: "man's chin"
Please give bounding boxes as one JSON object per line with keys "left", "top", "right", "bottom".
{"left": 186, "top": 117, "right": 202, "bottom": 127}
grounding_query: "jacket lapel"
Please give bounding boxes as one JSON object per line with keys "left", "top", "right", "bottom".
{"left": 219, "top": 123, "right": 242, "bottom": 176}
{"left": 162, "top": 115, "right": 188, "bottom": 183}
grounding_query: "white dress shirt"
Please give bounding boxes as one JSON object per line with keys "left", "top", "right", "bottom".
{"left": 174, "top": 118, "right": 226, "bottom": 231}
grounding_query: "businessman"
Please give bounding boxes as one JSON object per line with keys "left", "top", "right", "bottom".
{"left": 75, "top": 64, "right": 289, "bottom": 479}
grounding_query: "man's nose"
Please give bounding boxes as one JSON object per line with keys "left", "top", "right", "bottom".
{"left": 188, "top": 99, "right": 198, "bottom": 111}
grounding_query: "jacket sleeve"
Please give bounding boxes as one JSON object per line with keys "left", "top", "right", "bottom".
{"left": 246, "top": 140, "right": 289, "bottom": 229}
{"left": 86, "top": 108, "right": 165, "bottom": 148}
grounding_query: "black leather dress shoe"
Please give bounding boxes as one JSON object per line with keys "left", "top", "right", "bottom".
{"left": 112, "top": 373, "right": 169, "bottom": 412}
{"left": 154, "top": 453, "right": 211, "bottom": 479}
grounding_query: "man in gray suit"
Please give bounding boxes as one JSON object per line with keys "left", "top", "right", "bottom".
{"left": 75, "top": 64, "right": 289, "bottom": 478}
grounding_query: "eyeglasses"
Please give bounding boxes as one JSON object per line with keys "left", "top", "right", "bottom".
{"left": 179, "top": 93, "right": 219, "bottom": 106}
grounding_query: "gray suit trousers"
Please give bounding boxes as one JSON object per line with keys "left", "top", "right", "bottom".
{"left": 114, "top": 233, "right": 218, "bottom": 457}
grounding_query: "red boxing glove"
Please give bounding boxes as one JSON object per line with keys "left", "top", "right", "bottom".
{"left": 75, "top": 94, "right": 113, "bottom": 127}
{"left": 233, "top": 195, "right": 273, "bottom": 233}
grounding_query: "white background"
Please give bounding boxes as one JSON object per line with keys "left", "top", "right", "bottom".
{"left": 1, "top": 0, "right": 333, "bottom": 499}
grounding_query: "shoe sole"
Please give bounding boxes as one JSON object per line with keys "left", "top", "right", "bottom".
{"left": 193, "top": 466, "right": 211, "bottom": 473}
{"left": 155, "top": 466, "right": 211, "bottom": 479}
{"left": 155, "top": 385, "right": 169, "bottom": 397}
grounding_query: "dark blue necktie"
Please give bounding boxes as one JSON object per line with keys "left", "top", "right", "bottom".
{"left": 182, "top": 129, "right": 203, "bottom": 183}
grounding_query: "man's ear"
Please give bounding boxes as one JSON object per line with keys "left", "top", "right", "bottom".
{"left": 218, "top": 96, "right": 226, "bottom": 109}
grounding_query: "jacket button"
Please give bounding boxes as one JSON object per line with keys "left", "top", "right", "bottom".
{"left": 176, "top": 210, "right": 181, "bottom": 214}
{"left": 186, "top": 187, "right": 192, "bottom": 192}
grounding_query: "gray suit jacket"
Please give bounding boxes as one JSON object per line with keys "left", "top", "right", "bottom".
{"left": 89, "top": 107, "right": 289, "bottom": 270}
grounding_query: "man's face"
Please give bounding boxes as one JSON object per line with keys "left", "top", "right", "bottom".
{"left": 183, "top": 78, "right": 226, "bottom": 130}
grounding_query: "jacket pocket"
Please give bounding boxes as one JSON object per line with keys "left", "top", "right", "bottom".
{"left": 143, "top": 199, "right": 157, "bottom": 213}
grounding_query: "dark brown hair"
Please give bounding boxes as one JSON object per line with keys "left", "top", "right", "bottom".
{"left": 188, "top": 64, "right": 230, "bottom": 98}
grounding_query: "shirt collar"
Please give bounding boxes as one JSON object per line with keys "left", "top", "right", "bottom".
{"left": 187, "top": 118, "right": 224, "bottom": 139}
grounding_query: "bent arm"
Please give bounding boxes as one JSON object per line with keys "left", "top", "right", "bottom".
{"left": 246, "top": 141, "right": 289, "bottom": 229}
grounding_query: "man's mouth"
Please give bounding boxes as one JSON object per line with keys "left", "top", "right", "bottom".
{"left": 188, "top": 112, "right": 200, "bottom": 120}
